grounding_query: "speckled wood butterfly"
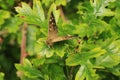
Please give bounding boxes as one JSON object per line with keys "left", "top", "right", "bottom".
{"left": 46, "top": 12, "right": 76, "bottom": 46}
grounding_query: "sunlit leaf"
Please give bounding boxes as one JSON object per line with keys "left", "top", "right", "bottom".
{"left": 26, "top": 25, "right": 38, "bottom": 55}
{"left": 75, "top": 65, "right": 86, "bottom": 80}
{"left": 54, "top": 43, "right": 69, "bottom": 57}
{"left": 33, "top": 0, "right": 45, "bottom": 21}
{"left": 3, "top": 17, "right": 21, "bottom": 33}
{"left": 85, "top": 63, "right": 99, "bottom": 80}
{"left": 0, "top": 10, "right": 10, "bottom": 25}
{"left": 15, "top": 59, "right": 43, "bottom": 78}
{"left": 75, "top": 63, "right": 99, "bottom": 80}
{"left": 15, "top": 2, "right": 42, "bottom": 26}
{"left": 66, "top": 47, "right": 106, "bottom": 66}
{"left": 0, "top": 72, "right": 4, "bottom": 80}
{"left": 48, "top": 64, "right": 66, "bottom": 80}
{"left": 55, "top": 0, "right": 66, "bottom": 6}
{"left": 96, "top": 40, "right": 120, "bottom": 68}
{"left": 90, "top": 0, "right": 115, "bottom": 17}
{"left": 32, "top": 57, "right": 46, "bottom": 67}
{"left": 108, "top": 64, "right": 120, "bottom": 76}
{"left": 36, "top": 38, "right": 55, "bottom": 57}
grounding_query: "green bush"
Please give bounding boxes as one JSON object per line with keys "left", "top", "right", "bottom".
{"left": 0, "top": 0, "right": 120, "bottom": 80}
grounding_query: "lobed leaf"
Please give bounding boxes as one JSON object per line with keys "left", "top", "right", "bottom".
{"left": 15, "top": 59, "right": 43, "bottom": 78}
{"left": 0, "top": 10, "right": 10, "bottom": 25}
{"left": 0, "top": 72, "right": 4, "bottom": 80}
{"left": 15, "top": 1, "right": 44, "bottom": 26}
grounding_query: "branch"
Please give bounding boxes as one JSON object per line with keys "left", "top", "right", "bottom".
{"left": 20, "top": 22, "right": 28, "bottom": 64}
{"left": 0, "top": 30, "right": 8, "bottom": 35}
{"left": 59, "top": 6, "right": 70, "bottom": 23}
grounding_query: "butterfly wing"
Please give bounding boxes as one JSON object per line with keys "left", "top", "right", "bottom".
{"left": 52, "top": 35, "right": 76, "bottom": 43}
{"left": 46, "top": 12, "right": 76, "bottom": 46}
{"left": 46, "top": 12, "right": 58, "bottom": 45}
{"left": 47, "top": 12, "right": 58, "bottom": 39}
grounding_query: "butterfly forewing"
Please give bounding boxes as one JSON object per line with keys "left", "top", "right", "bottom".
{"left": 48, "top": 12, "right": 58, "bottom": 39}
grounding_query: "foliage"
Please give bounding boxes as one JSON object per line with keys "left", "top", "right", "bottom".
{"left": 0, "top": 72, "right": 4, "bottom": 80}
{"left": 0, "top": 0, "right": 21, "bottom": 80}
{"left": 1, "top": 0, "right": 120, "bottom": 80}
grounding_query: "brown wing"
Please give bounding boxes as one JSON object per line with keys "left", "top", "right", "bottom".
{"left": 46, "top": 12, "right": 76, "bottom": 46}
{"left": 52, "top": 35, "right": 76, "bottom": 43}
{"left": 47, "top": 12, "right": 58, "bottom": 39}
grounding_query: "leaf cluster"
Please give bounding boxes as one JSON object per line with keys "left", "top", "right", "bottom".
{"left": 2, "top": 0, "right": 120, "bottom": 80}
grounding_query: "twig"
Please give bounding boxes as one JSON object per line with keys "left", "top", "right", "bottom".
{"left": 20, "top": 22, "right": 28, "bottom": 64}
{"left": 59, "top": 6, "right": 69, "bottom": 23}
{"left": 0, "top": 30, "right": 8, "bottom": 35}
{"left": 17, "top": 23, "right": 28, "bottom": 78}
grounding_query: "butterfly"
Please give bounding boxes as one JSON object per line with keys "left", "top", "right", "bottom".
{"left": 46, "top": 12, "right": 76, "bottom": 46}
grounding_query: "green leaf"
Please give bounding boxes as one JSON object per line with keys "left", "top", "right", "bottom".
{"left": 108, "top": 64, "right": 120, "bottom": 76}
{"left": 36, "top": 38, "right": 54, "bottom": 57}
{"left": 85, "top": 64, "right": 99, "bottom": 80}
{"left": 48, "top": 64, "right": 66, "bottom": 80}
{"left": 0, "top": 0, "right": 14, "bottom": 9}
{"left": 54, "top": 43, "right": 69, "bottom": 57}
{"left": 66, "top": 53, "right": 86, "bottom": 66}
{"left": 3, "top": 17, "right": 21, "bottom": 33}
{"left": 115, "top": 7, "right": 120, "bottom": 27}
{"left": 15, "top": 59, "right": 43, "bottom": 78}
{"left": 77, "top": 1, "right": 93, "bottom": 14}
{"left": 55, "top": 0, "right": 66, "bottom": 6}
{"left": 96, "top": 40, "right": 120, "bottom": 68}
{"left": 45, "top": 55, "right": 60, "bottom": 64}
{"left": 74, "top": 23, "right": 89, "bottom": 37}
{"left": 75, "top": 63, "right": 99, "bottom": 80}
{"left": 26, "top": 25, "right": 38, "bottom": 55}
{"left": 41, "top": 0, "right": 51, "bottom": 6}
{"left": 15, "top": 2, "right": 42, "bottom": 26}
{"left": 15, "top": 2, "right": 32, "bottom": 16}
{"left": 0, "top": 72, "right": 4, "bottom": 80}
{"left": 41, "top": 0, "right": 66, "bottom": 7}
{"left": 66, "top": 47, "right": 106, "bottom": 66}
{"left": 0, "top": 10, "right": 10, "bottom": 25}
{"left": 88, "top": 47, "right": 106, "bottom": 58}
{"left": 74, "top": 16, "right": 110, "bottom": 38}
{"left": 32, "top": 57, "right": 46, "bottom": 67}
{"left": 6, "top": 0, "right": 14, "bottom": 6}
{"left": 90, "top": 0, "right": 115, "bottom": 17}
{"left": 58, "top": 22, "right": 76, "bottom": 35}
{"left": 33, "top": 0, "right": 45, "bottom": 21}
{"left": 75, "top": 65, "right": 86, "bottom": 80}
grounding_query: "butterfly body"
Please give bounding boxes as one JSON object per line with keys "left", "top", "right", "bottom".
{"left": 46, "top": 12, "right": 76, "bottom": 46}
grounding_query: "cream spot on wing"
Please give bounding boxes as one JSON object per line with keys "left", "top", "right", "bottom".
{"left": 50, "top": 19, "right": 52, "bottom": 22}
{"left": 52, "top": 22, "right": 54, "bottom": 25}
{"left": 50, "top": 17, "right": 53, "bottom": 20}
{"left": 49, "top": 28, "right": 52, "bottom": 31}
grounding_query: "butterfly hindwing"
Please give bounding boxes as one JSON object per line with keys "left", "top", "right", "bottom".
{"left": 52, "top": 35, "right": 76, "bottom": 43}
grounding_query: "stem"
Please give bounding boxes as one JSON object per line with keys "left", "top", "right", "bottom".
{"left": 69, "top": 67, "right": 74, "bottom": 80}
{"left": 20, "top": 22, "right": 28, "bottom": 64}
{"left": 17, "top": 22, "right": 28, "bottom": 78}
{"left": 0, "top": 30, "right": 8, "bottom": 35}
{"left": 59, "top": 6, "right": 69, "bottom": 23}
